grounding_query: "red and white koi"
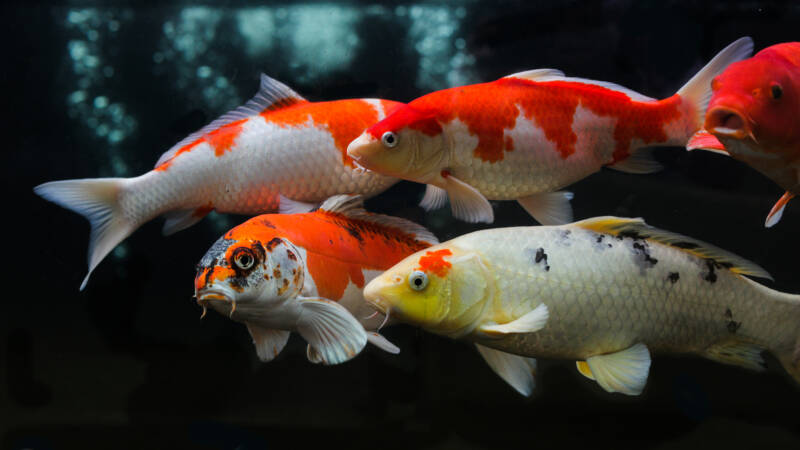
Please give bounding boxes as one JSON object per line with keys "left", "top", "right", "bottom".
{"left": 348, "top": 38, "right": 753, "bottom": 224}
{"left": 35, "top": 74, "right": 401, "bottom": 289}
{"left": 687, "top": 42, "right": 800, "bottom": 227}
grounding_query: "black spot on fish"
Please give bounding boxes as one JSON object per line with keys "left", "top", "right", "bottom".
{"left": 527, "top": 247, "right": 550, "bottom": 271}
{"left": 672, "top": 241, "right": 700, "bottom": 250}
{"left": 668, "top": 272, "right": 680, "bottom": 283}
{"left": 596, "top": 235, "right": 605, "bottom": 243}
{"left": 286, "top": 250, "right": 297, "bottom": 261}
{"left": 632, "top": 241, "right": 658, "bottom": 267}
{"left": 265, "top": 237, "right": 283, "bottom": 251}
{"left": 703, "top": 260, "right": 718, "bottom": 283}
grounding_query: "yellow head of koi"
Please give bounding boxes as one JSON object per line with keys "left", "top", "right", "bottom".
{"left": 363, "top": 245, "right": 494, "bottom": 338}
{"left": 194, "top": 233, "right": 305, "bottom": 323}
{"left": 347, "top": 104, "right": 447, "bottom": 183}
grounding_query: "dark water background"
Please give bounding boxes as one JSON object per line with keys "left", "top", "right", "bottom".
{"left": 6, "top": 1, "right": 800, "bottom": 448}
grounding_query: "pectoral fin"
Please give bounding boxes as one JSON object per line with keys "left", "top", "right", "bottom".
{"left": 585, "top": 343, "right": 651, "bottom": 395}
{"left": 366, "top": 332, "right": 401, "bottom": 354}
{"left": 278, "top": 195, "right": 316, "bottom": 214}
{"left": 162, "top": 208, "right": 209, "bottom": 235}
{"left": 245, "top": 322, "right": 290, "bottom": 362}
{"left": 478, "top": 304, "right": 549, "bottom": 336}
{"left": 476, "top": 344, "right": 537, "bottom": 397}
{"left": 420, "top": 184, "right": 448, "bottom": 211}
{"left": 442, "top": 173, "right": 493, "bottom": 223}
{"left": 296, "top": 297, "right": 368, "bottom": 365}
{"left": 575, "top": 360, "right": 595, "bottom": 380}
{"left": 607, "top": 149, "right": 663, "bottom": 174}
{"left": 686, "top": 130, "right": 729, "bottom": 155}
{"left": 517, "top": 191, "right": 574, "bottom": 225}
{"left": 765, "top": 191, "right": 794, "bottom": 228}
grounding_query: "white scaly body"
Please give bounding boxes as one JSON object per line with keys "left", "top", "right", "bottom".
{"left": 365, "top": 217, "right": 800, "bottom": 395}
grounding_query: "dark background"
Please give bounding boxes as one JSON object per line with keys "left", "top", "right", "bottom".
{"left": 5, "top": 1, "right": 800, "bottom": 449}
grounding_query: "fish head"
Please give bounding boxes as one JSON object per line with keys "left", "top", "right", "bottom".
{"left": 194, "top": 233, "right": 305, "bottom": 321}
{"left": 347, "top": 104, "right": 446, "bottom": 183}
{"left": 705, "top": 43, "right": 800, "bottom": 150}
{"left": 363, "top": 245, "right": 494, "bottom": 338}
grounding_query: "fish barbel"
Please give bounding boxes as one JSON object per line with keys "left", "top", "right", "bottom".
{"left": 35, "top": 74, "right": 400, "bottom": 289}
{"left": 364, "top": 217, "right": 800, "bottom": 396}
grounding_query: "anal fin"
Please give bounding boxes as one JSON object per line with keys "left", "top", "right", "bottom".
{"left": 476, "top": 344, "right": 537, "bottom": 397}
{"left": 245, "top": 322, "right": 290, "bottom": 362}
{"left": 478, "top": 304, "right": 549, "bottom": 336}
{"left": 585, "top": 343, "right": 651, "bottom": 395}
{"left": 278, "top": 195, "right": 316, "bottom": 214}
{"left": 162, "top": 207, "right": 211, "bottom": 235}
{"left": 704, "top": 340, "right": 767, "bottom": 371}
{"left": 575, "top": 360, "right": 595, "bottom": 380}
{"left": 366, "top": 331, "right": 401, "bottom": 354}
{"left": 517, "top": 191, "right": 574, "bottom": 225}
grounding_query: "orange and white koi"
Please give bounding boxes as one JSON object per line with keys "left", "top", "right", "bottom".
{"left": 348, "top": 38, "right": 753, "bottom": 224}
{"left": 193, "top": 195, "right": 437, "bottom": 364}
{"left": 35, "top": 75, "right": 401, "bottom": 289}
{"left": 687, "top": 42, "right": 800, "bottom": 227}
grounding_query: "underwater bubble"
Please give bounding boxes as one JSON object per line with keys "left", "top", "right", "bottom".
{"left": 87, "top": 117, "right": 99, "bottom": 128}
{"left": 68, "top": 90, "right": 87, "bottom": 104}
{"left": 109, "top": 20, "right": 119, "bottom": 32}
{"left": 197, "top": 65, "right": 212, "bottom": 78}
{"left": 153, "top": 52, "right": 164, "bottom": 63}
{"left": 395, "top": 5, "right": 407, "bottom": 16}
{"left": 94, "top": 96, "right": 108, "bottom": 109}
{"left": 87, "top": 29, "right": 99, "bottom": 42}
{"left": 236, "top": 8, "right": 275, "bottom": 56}
{"left": 68, "top": 40, "right": 88, "bottom": 60}
{"left": 113, "top": 244, "right": 128, "bottom": 259}
{"left": 109, "top": 129, "right": 124, "bottom": 144}
{"left": 455, "top": 38, "right": 466, "bottom": 50}
{"left": 96, "top": 124, "right": 109, "bottom": 137}
{"left": 215, "top": 77, "right": 228, "bottom": 88}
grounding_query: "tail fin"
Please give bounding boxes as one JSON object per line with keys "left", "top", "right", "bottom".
{"left": 34, "top": 178, "right": 135, "bottom": 290}
{"left": 677, "top": 37, "right": 753, "bottom": 129}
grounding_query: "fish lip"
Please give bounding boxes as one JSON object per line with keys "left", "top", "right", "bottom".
{"left": 705, "top": 107, "right": 750, "bottom": 139}
{"left": 196, "top": 289, "right": 234, "bottom": 305}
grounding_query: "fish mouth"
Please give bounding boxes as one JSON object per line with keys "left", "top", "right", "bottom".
{"left": 705, "top": 107, "right": 751, "bottom": 140}
{"left": 196, "top": 289, "right": 238, "bottom": 318}
{"left": 346, "top": 134, "right": 378, "bottom": 166}
{"left": 363, "top": 281, "right": 389, "bottom": 314}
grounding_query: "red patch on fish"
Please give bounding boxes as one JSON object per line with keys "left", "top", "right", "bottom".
{"left": 154, "top": 139, "right": 203, "bottom": 172}
{"left": 221, "top": 206, "right": 432, "bottom": 301}
{"left": 206, "top": 120, "right": 245, "bottom": 156}
{"left": 264, "top": 99, "right": 404, "bottom": 168}
{"left": 193, "top": 202, "right": 215, "bottom": 218}
{"left": 372, "top": 77, "right": 683, "bottom": 163}
{"left": 416, "top": 249, "right": 453, "bottom": 277}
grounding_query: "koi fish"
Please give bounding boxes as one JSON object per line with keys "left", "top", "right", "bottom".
{"left": 193, "top": 195, "right": 437, "bottom": 364}
{"left": 364, "top": 217, "right": 800, "bottom": 396}
{"left": 34, "top": 74, "right": 401, "bottom": 289}
{"left": 687, "top": 42, "right": 800, "bottom": 227}
{"left": 348, "top": 38, "right": 753, "bottom": 224}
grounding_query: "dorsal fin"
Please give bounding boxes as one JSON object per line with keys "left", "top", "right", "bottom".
{"left": 155, "top": 74, "right": 308, "bottom": 168}
{"left": 317, "top": 195, "right": 439, "bottom": 246}
{"left": 571, "top": 216, "right": 772, "bottom": 280}
{"left": 505, "top": 69, "right": 655, "bottom": 102}
{"left": 503, "top": 68, "right": 565, "bottom": 81}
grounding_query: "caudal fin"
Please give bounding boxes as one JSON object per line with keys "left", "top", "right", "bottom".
{"left": 34, "top": 178, "right": 135, "bottom": 290}
{"left": 677, "top": 37, "right": 753, "bottom": 130}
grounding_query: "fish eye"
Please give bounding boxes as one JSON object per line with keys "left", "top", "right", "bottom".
{"left": 381, "top": 131, "right": 398, "bottom": 148}
{"left": 233, "top": 248, "right": 256, "bottom": 270}
{"left": 771, "top": 84, "right": 783, "bottom": 100}
{"left": 408, "top": 270, "right": 428, "bottom": 291}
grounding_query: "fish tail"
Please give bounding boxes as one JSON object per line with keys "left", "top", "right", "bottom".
{"left": 677, "top": 37, "right": 753, "bottom": 132}
{"left": 34, "top": 178, "right": 136, "bottom": 290}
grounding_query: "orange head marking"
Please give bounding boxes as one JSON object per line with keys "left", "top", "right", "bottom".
{"left": 416, "top": 249, "right": 453, "bottom": 278}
